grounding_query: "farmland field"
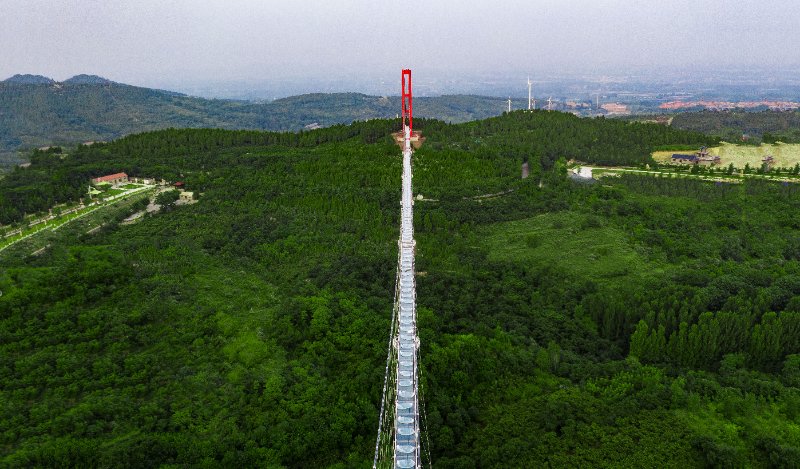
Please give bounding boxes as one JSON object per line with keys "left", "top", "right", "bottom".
{"left": 652, "top": 142, "right": 800, "bottom": 168}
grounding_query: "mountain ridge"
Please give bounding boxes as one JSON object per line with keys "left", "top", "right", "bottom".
{"left": 0, "top": 78, "right": 508, "bottom": 165}
{"left": 3, "top": 74, "right": 56, "bottom": 85}
{"left": 62, "top": 74, "right": 115, "bottom": 85}
{"left": 2, "top": 74, "right": 117, "bottom": 85}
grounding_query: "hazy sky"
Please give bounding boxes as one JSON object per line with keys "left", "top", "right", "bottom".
{"left": 2, "top": 0, "right": 800, "bottom": 88}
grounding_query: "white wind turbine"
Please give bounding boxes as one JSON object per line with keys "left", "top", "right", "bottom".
{"left": 528, "top": 77, "right": 532, "bottom": 110}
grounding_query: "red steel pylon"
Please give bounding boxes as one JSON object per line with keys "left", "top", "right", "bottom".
{"left": 401, "top": 69, "right": 412, "bottom": 133}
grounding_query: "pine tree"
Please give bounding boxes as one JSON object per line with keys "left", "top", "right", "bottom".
{"left": 629, "top": 320, "right": 650, "bottom": 360}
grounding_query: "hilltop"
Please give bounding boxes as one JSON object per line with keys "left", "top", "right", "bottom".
{"left": 2, "top": 74, "right": 117, "bottom": 86}
{"left": 0, "top": 76, "right": 507, "bottom": 165}
{"left": 62, "top": 74, "right": 115, "bottom": 85}
{"left": 3, "top": 74, "right": 56, "bottom": 85}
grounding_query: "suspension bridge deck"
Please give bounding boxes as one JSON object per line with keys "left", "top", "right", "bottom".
{"left": 374, "top": 125, "right": 422, "bottom": 469}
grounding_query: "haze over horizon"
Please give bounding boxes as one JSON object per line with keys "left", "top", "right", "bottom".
{"left": 3, "top": 0, "right": 800, "bottom": 97}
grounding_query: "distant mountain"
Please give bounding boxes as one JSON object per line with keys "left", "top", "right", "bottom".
{"left": 62, "top": 74, "right": 114, "bottom": 85}
{"left": 3, "top": 74, "right": 56, "bottom": 85}
{"left": 0, "top": 77, "right": 508, "bottom": 165}
{"left": 254, "top": 93, "right": 507, "bottom": 130}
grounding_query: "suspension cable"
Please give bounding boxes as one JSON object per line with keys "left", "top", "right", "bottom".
{"left": 417, "top": 344, "right": 433, "bottom": 468}
{"left": 373, "top": 247, "right": 402, "bottom": 468}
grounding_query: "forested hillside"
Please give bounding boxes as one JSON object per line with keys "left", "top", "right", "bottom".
{"left": 671, "top": 110, "right": 800, "bottom": 143}
{"left": 0, "top": 111, "right": 714, "bottom": 225}
{"left": 0, "top": 77, "right": 506, "bottom": 165}
{"left": 1, "top": 112, "right": 798, "bottom": 467}
{"left": 420, "top": 110, "right": 716, "bottom": 167}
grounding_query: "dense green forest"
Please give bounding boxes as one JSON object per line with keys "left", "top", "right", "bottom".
{"left": 0, "top": 77, "right": 507, "bottom": 165}
{"left": 0, "top": 111, "right": 715, "bottom": 225}
{"left": 671, "top": 110, "right": 800, "bottom": 144}
{"left": 1, "top": 112, "right": 798, "bottom": 467}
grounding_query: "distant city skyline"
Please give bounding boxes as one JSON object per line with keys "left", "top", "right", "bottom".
{"left": 3, "top": 0, "right": 800, "bottom": 95}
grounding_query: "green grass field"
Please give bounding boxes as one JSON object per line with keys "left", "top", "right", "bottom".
{"left": 0, "top": 188, "right": 155, "bottom": 252}
{"left": 480, "top": 211, "right": 663, "bottom": 289}
{"left": 0, "top": 206, "right": 96, "bottom": 251}
{"left": 653, "top": 142, "right": 800, "bottom": 169}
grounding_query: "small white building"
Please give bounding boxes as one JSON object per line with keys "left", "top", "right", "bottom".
{"left": 573, "top": 167, "right": 593, "bottom": 178}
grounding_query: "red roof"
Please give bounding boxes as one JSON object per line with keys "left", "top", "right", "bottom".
{"left": 92, "top": 172, "right": 128, "bottom": 183}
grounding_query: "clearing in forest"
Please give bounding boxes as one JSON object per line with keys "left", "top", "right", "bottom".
{"left": 481, "top": 211, "right": 663, "bottom": 289}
